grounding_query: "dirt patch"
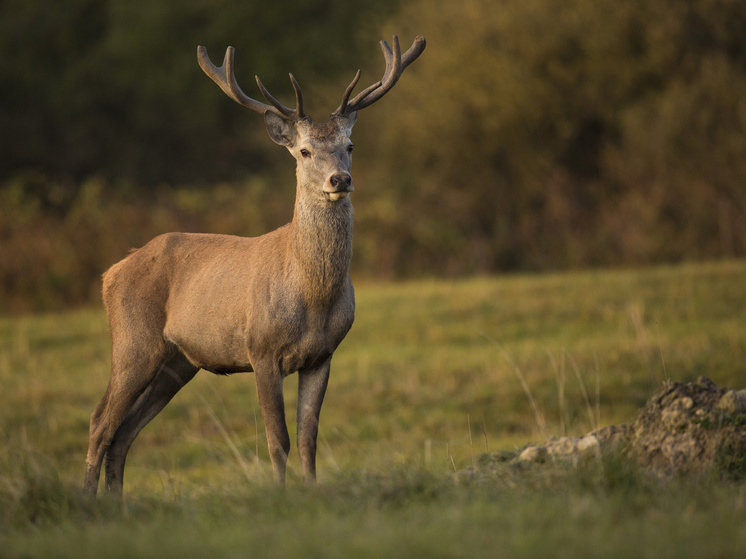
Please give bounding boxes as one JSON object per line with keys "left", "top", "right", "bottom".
{"left": 500, "top": 377, "right": 746, "bottom": 479}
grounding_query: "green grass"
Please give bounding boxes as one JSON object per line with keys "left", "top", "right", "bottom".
{"left": 1, "top": 260, "right": 745, "bottom": 557}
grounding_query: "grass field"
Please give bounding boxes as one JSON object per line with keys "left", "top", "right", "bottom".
{"left": 1, "top": 260, "right": 745, "bottom": 557}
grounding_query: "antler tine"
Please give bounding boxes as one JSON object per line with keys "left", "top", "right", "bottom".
{"left": 334, "top": 35, "right": 426, "bottom": 116}
{"left": 400, "top": 35, "right": 427, "bottom": 71}
{"left": 379, "top": 36, "right": 402, "bottom": 90}
{"left": 336, "top": 69, "right": 362, "bottom": 115}
{"left": 197, "top": 45, "right": 273, "bottom": 114}
{"left": 255, "top": 75, "right": 305, "bottom": 119}
{"left": 289, "top": 73, "right": 305, "bottom": 119}
{"left": 198, "top": 45, "right": 305, "bottom": 120}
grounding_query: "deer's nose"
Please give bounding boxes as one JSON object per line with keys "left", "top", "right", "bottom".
{"left": 326, "top": 172, "right": 354, "bottom": 193}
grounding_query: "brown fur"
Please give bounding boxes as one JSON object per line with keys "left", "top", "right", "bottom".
{"left": 85, "top": 37, "right": 424, "bottom": 497}
{"left": 84, "top": 116, "right": 356, "bottom": 496}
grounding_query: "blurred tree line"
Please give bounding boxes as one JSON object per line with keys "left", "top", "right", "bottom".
{"left": 1, "top": 0, "right": 745, "bottom": 311}
{"left": 0, "top": 0, "right": 399, "bottom": 185}
{"left": 360, "top": 0, "right": 746, "bottom": 275}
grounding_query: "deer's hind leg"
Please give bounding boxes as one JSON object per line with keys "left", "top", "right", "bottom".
{"left": 84, "top": 336, "right": 174, "bottom": 497}
{"left": 104, "top": 350, "right": 198, "bottom": 496}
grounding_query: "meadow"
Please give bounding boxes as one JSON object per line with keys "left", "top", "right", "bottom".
{"left": 1, "top": 260, "right": 745, "bottom": 557}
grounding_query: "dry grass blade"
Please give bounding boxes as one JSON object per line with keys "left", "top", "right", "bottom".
{"left": 478, "top": 330, "right": 548, "bottom": 440}
{"left": 198, "top": 394, "right": 258, "bottom": 484}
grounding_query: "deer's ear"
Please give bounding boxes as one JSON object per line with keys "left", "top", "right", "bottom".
{"left": 342, "top": 111, "right": 357, "bottom": 134}
{"left": 264, "top": 111, "right": 297, "bottom": 147}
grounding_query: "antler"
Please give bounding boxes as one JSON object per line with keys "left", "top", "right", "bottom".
{"left": 334, "top": 35, "right": 426, "bottom": 116}
{"left": 197, "top": 45, "right": 305, "bottom": 120}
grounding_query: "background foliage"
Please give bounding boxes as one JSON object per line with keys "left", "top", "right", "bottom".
{"left": 2, "top": 0, "right": 745, "bottom": 311}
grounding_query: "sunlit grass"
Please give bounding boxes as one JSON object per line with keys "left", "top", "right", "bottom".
{"left": 1, "top": 260, "right": 745, "bottom": 556}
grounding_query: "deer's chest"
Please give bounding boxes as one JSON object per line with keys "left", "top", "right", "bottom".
{"left": 248, "top": 283, "right": 355, "bottom": 374}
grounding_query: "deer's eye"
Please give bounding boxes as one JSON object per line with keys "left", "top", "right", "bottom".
{"left": 347, "top": 144, "right": 354, "bottom": 154}
{"left": 300, "top": 148, "right": 311, "bottom": 158}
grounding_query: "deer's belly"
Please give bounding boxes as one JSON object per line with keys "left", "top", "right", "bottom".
{"left": 164, "top": 321, "right": 253, "bottom": 374}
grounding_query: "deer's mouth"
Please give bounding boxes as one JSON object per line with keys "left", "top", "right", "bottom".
{"left": 328, "top": 192, "right": 349, "bottom": 201}
{"left": 323, "top": 183, "right": 354, "bottom": 201}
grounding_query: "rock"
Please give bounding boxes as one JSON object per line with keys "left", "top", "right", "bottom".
{"left": 630, "top": 379, "right": 745, "bottom": 478}
{"left": 592, "top": 424, "right": 634, "bottom": 447}
{"left": 546, "top": 437, "right": 578, "bottom": 458}
{"left": 661, "top": 408, "right": 689, "bottom": 430}
{"left": 477, "top": 377, "right": 745, "bottom": 480}
{"left": 717, "top": 390, "right": 746, "bottom": 414}
{"left": 577, "top": 435, "right": 601, "bottom": 458}
{"left": 696, "top": 376, "right": 718, "bottom": 389}
{"left": 518, "top": 446, "right": 546, "bottom": 463}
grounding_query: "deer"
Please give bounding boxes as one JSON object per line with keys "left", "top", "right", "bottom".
{"left": 83, "top": 35, "right": 426, "bottom": 497}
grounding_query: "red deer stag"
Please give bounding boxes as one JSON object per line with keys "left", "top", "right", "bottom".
{"left": 84, "top": 35, "right": 426, "bottom": 496}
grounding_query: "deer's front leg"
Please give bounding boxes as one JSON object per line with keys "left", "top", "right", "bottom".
{"left": 255, "top": 363, "right": 290, "bottom": 483}
{"left": 297, "top": 357, "right": 331, "bottom": 483}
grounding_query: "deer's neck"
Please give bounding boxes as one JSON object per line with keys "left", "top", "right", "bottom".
{"left": 289, "top": 193, "right": 354, "bottom": 305}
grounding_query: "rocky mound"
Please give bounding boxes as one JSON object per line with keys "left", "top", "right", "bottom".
{"left": 511, "top": 376, "right": 746, "bottom": 479}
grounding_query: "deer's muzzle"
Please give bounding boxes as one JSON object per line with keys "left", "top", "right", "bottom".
{"left": 324, "top": 173, "right": 354, "bottom": 199}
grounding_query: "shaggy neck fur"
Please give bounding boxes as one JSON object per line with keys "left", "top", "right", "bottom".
{"left": 290, "top": 192, "right": 354, "bottom": 307}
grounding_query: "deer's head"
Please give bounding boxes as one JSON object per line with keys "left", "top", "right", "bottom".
{"left": 197, "top": 36, "right": 426, "bottom": 204}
